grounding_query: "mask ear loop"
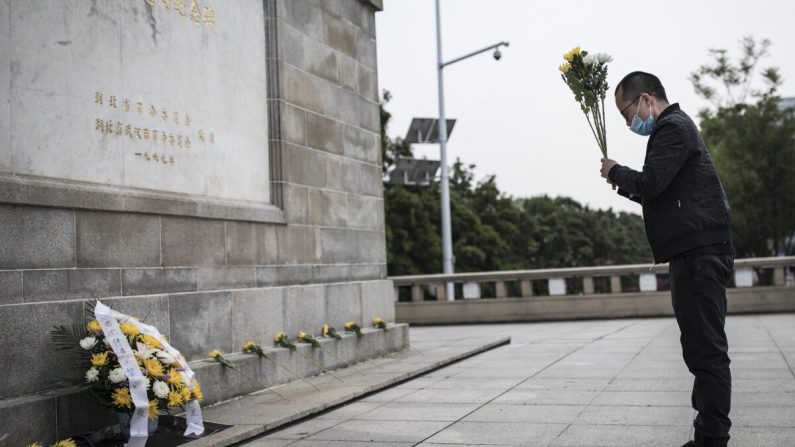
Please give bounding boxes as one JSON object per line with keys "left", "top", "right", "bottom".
{"left": 635, "top": 94, "right": 643, "bottom": 119}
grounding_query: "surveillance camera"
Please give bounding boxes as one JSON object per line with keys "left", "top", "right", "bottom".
{"left": 493, "top": 49, "right": 502, "bottom": 61}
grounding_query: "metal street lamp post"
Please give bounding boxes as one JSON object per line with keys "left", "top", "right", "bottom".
{"left": 435, "top": 0, "right": 509, "bottom": 300}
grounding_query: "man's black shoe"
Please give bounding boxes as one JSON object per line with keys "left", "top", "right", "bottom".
{"left": 681, "top": 442, "right": 697, "bottom": 447}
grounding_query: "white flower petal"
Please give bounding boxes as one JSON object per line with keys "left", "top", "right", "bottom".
{"left": 79, "top": 336, "right": 97, "bottom": 350}
{"left": 85, "top": 367, "right": 99, "bottom": 383}
{"left": 156, "top": 350, "right": 176, "bottom": 365}
{"left": 108, "top": 367, "right": 127, "bottom": 383}
{"left": 153, "top": 380, "right": 170, "bottom": 399}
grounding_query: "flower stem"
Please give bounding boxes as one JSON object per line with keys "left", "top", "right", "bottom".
{"left": 254, "top": 351, "right": 322, "bottom": 392}
{"left": 226, "top": 365, "right": 293, "bottom": 402}
{"left": 314, "top": 345, "right": 368, "bottom": 375}
{"left": 293, "top": 348, "right": 344, "bottom": 383}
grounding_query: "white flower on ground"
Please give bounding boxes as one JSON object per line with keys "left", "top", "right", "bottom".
{"left": 135, "top": 342, "right": 159, "bottom": 359}
{"left": 108, "top": 368, "right": 127, "bottom": 383}
{"left": 85, "top": 367, "right": 99, "bottom": 383}
{"left": 156, "top": 350, "right": 176, "bottom": 365}
{"left": 79, "top": 336, "right": 97, "bottom": 350}
{"left": 153, "top": 380, "right": 170, "bottom": 399}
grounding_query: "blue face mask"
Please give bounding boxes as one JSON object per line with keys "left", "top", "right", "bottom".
{"left": 630, "top": 97, "right": 654, "bottom": 136}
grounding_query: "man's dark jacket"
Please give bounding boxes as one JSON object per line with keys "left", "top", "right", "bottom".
{"left": 608, "top": 103, "right": 732, "bottom": 263}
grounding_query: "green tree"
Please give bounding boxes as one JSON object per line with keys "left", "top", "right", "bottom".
{"left": 691, "top": 37, "right": 795, "bottom": 256}
{"left": 380, "top": 91, "right": 651, "bottom": 276}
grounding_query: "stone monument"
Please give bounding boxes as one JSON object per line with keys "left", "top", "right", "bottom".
{"left": 0, "top": 0, "right": 395, "bottom": 442}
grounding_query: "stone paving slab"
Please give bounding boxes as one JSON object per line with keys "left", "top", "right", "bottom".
{"left": 251, "top": 314, "right": 795, "bottom": 446}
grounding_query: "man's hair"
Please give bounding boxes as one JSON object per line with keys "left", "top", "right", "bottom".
{"left": 615, "top": 71, "right": 668, "bottom": 102}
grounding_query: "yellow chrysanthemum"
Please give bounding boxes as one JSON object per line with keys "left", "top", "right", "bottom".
{"left": 208, "top": 349, "right": 220, "bottom": 358}
{"left": 372, "top": 317, "right": 383, "bottom": 325}
{"left": 25, "top": 443, "right": 42, "bottom": 447}
{"left": 112, "top": 387, "right": 133, "bottom": 409}
{"left": 51, "top": 439, "right": 77, "bottom": 447}
{"left": 144, "top": 358, "right": 164, "bottom": 377}
{"left": 167, "top": 390, "right": 184, "bottom": 407}
{"left": 559, "top": 63, "right": 571, "bottom": 73}
{"left": 86, "top": 320, "right": 102, "bottom": 334}
{"left": 344, "top": 322, "right": 354, "bottom": 329}
{"left": 192, "top": 380, "right": 204, "bottom": 401}
{"left": 119, "top": 322, "right": 141, "bottom": 337}
{"left": 242, "top": 341, "right": 256, "bottom": 351}
{"left": 147, "top": 399, "right": 159, "bottom": 421}
{"left": 140, "top": 334, "right": 163, "bottom": 349}
{"left": 179, "top": 385, "right": 192, "bottom": 402}
{"left": 273, "top": 332, "right": 285, "bottom": 343}
{"left": 562, "top": 46, "right": 581, "bottom": 62}
{"left": 298, "top": 331, "right": 306, "bottom": 341}
{"left": 167, "top": 368, "right": 183, "bottom": 386}
{"left": 322, "top": 324, "right": 329, "bottom": 336}
{"left": 91, "top": 352, "right": 109, "bottom": 367}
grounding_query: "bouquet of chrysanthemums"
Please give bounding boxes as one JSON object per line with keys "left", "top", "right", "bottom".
{"left": 559, "top": 46, "right": 613, "bottom": 158}
{"left": 51, "top": 303, "right": 203, "bottom": 421}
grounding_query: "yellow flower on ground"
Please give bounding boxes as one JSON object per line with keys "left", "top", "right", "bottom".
{"left": 91, "top": 352, "right": 109, "bottom": 367}
{"left": 144, "top": 358, "right": 164, "bottom": 377}
{"left": 322, "top": 324, "right": 329, "bottom": 336}
{"left": 559, "top": 63, "right": 571, "bottom": 73}
{"left": 208, "top": 349, "right": 221, "bottom": 358}
{"left": 140, "top": 334, "right": 163, "bottom": 349}
{"left": 119, "top": 321, "right": 141, "bottom": 337}
{"left": 51, "top": 439, "right": 77, "bottom": 447}
{"left": 86, "top": 320, "right": 102, "bottom": 334}
{"left": 167, "top": 390, "right": 184, "bottom": 407}
{"left": 167, "top": 368, "right": 183, "bottom": 386}
{"left": 242, "top": 341, "right": 256, "bottom": 351}
{"left": 179, "top": 385, "right": 192, "bottom": 402}
{"left": 112, "top": 387, "right": 133, "bottom": 409}
{"left": 147, "top": 399, "right": 159, "bottom": 420}
{"left": 273, "top": 332, "right": 284, "bottom": 343}
{"left": 192, "top": 380, "right": 204, "bottom": 401}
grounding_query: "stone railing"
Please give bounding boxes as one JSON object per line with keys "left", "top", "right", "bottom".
{"left": 391, "top": 257, "right": 795, "bottom": 324}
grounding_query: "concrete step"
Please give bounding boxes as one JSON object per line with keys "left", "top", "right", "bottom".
{"left": 180, "top": 335, "right": 510, "bottom": 447}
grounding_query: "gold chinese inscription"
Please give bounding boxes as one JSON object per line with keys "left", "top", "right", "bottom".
{"left": 145, "top": 0, "right": 216, "bottom": 27}
{"left": 94, "top": 91, "right": 216, "bottom": 167}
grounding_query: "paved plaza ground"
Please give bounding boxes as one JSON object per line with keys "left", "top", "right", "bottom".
{"left": 244, "top": 314, "right": 795, "bottom": 447}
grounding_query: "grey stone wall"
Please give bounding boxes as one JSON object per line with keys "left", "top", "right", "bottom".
{"left": 0, "top": 0, "right": 393, "bottom": 440}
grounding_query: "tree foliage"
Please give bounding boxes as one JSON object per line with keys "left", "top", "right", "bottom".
{"left": 380, "top": 92, "right": 650, "bottom": 275}
{"left": 691, "top": 37, "right": 795, "bottom": 256}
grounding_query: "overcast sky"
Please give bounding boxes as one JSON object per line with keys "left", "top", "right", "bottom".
{"left": 375, "top": 0, "right": 795, "bottom": 214}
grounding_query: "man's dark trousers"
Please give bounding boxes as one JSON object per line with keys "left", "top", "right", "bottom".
{"left": 670, "top": 253, "right": 734, "bottom": 447}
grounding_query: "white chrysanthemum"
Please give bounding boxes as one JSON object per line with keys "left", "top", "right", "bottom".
{"left": 153, "top": 380, "right": 170, "bottom": 399}
{"left": 79, "top": 336, "right": 97, "bottom": 350}
{"left": 594, "top": 52, "right": 613, "bottom": 64}
{"left": 108, "top": 367, "right": 127, "bottom": 383}
{"left": 142, "top": 376, "right": 151, "bottom": 390}
{"left": 135, "top": 342, "right": 159, "bottom": 359}
{"left": 85, "top": 367, "right": 99, "bottom": 383}
{"left": 156, "top": 350, "right": 176, "bottom": 365}
{"left": 583, "top": 54, "right": 597, "bottom": 66}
